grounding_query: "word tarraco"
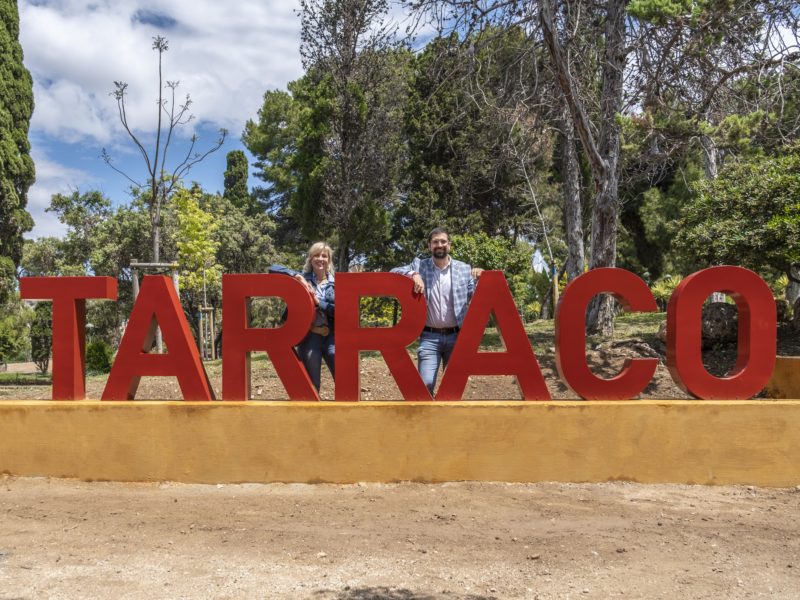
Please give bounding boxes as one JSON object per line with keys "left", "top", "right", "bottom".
{"left": 19, "top": 266, "right": 776, "bottom": 402}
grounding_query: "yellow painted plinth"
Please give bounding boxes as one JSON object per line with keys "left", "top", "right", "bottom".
{"left": 1, "top": 401, "right": 800, "bottom": 486}
{"left": 768, "top": 357, "right": 800, "bottom": 399}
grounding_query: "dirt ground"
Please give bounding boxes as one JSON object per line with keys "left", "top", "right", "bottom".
{"left": 3, "top": 320, "right": 797, "bottom": 401}
{"left": 2, "top": 324, "right": 799, "bottom": 598}
{"left": 1, "top": 478, "right": 799, "bottom": 599}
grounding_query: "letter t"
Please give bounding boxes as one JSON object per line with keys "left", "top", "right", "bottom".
{"left": 20, "top": 277, "right": 117, "bottom": 400}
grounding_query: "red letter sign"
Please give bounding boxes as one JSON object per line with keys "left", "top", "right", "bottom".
{"left": 221, "top": 274, "right": 318, "bottom": 401}
{"left": 437, "top": 271, "right": 550, "bottom": 400}
{"left": 667, "top": 266, "right": 776, "bottom": 399}
{"left": 20, "top": 276, "right": 117, "bottom": 400}
{"left": 102, "top": 275, "right": 214, "bottom": 401}
{"left": 335, "top": 272, "right": 430, "bottom": 401}
{"left": 555, "top": 268, "right": 659, "bottom": 400}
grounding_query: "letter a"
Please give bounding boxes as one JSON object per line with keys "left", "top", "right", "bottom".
{"left": 102, "top": 275, "right": 214, "bottom": 400}
{"left": 436, "top": 271, "right": 550, "bottom": 400}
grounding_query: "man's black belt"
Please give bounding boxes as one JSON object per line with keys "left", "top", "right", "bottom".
{"left": 423, "top": 325, "right": 460, "bottom": 335}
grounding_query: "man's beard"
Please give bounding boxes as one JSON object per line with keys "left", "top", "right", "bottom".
{"left": 432, "top": 247, "right": 448, "bottom": 259}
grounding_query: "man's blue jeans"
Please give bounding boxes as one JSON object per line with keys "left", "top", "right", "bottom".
{"left": 298, "top": 331, "right": 335, "bottom": 392}
{"left": 417, "top": 330, "right": 458, "bottom": 394}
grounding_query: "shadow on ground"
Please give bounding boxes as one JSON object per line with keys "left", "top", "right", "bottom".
{"left": 314, "top": 587, "right": 497, "bottom": 600}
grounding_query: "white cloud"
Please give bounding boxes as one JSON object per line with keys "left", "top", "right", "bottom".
{"left": 17, "top": 0, "right": 416, "bottom": 238}
{"left": 25, "top": 148, "right": 97, "bottom": 239}
{"left": 19, "top": 0, "right": 305, "bottom": 142}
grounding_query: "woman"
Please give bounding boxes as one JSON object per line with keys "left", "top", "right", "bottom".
{"left": 269, "top": 242, "right": 335, "bottom": 393}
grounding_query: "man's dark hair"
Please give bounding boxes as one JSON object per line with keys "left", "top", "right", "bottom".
{"left": 427, "top": 227, "right": 450, "bottom": 243}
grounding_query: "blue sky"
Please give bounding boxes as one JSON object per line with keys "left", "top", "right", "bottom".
{"left": 19, "top": 0, "right": 306, "bottom": 238}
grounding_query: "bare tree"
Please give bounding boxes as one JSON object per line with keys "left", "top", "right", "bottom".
{"left": 102, "top": 36, "right": 227, "bottom": 262}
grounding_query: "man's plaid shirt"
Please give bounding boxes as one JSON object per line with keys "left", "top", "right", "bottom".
{"left": 391, "top": 256, "right": 476, "bottom": 327}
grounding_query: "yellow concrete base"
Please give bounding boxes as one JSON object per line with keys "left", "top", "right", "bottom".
{"left": 768, "top": 357, "right": 800, "bottom": 399}
{"left": 1, "top": 400, "right": 800, "bottom": 486}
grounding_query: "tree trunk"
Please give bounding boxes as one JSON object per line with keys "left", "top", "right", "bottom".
{"left": 337, "top": 241, "right": 350, "bottom": 273}
{"left": 540, "top": 0, "right": 628, "bottom": 336}
{"left": 586, "top": 182, "right": 620, "bottom": 336}
{"left": 560, "top": 108, "right": 584, "bottom": 282}
{"left": 788, "top": 265, "right": 800, "bottom": 305}
{"left": 585, "top": 0, "right": 627, "bottom": 337}
{"left": 700, "top": 134, "right": 718, "bottom": 180}
{"left": 152, "top": 222, "right": 160, "bottom": 263}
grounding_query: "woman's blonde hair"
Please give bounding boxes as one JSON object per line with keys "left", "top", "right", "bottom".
{"left": 303, "top": 241, "right": 335, "bottom": 275}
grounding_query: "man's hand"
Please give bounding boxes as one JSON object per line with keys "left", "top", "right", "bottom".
{"left": 471, "top": 268, "right": 484, "bottom": 280}
{"left": 294, "top": 274, "right": 319, "bottom": 304}
{"left": 411, "top": 272, "right": 425, "bottom": 294}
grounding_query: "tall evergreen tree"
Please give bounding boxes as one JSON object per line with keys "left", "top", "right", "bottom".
{"left": 223, "top": 150, "right": 253, "bottom": 213}
{"left": 0, "top": 0, "right": 34, "bottom": 304}
{"left": 246, "top": 1, "right": 409, "bottom": 271}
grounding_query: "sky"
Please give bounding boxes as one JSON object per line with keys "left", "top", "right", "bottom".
{"left": 18, "top": 0, "right": 306, "bottom": 238}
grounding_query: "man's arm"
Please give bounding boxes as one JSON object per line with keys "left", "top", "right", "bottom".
{"left": 391, "top": 257, "right": 425, "bottom": 294}
{"left": 390, "top": 257, "right": 421, "bottom": 276}
{"left": 467, "top": 266, "right": 483, "bottom": 301}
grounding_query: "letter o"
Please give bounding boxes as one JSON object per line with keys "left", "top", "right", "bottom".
{"left": 666, "top": 266, "right": 776, "bottom": 399}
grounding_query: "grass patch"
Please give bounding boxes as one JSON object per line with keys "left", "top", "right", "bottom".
{"left": 0, "top": 372, "right": 52, "bottom": 386}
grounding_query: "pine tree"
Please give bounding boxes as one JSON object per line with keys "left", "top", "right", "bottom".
{"left": 0, "top": 0, "right": 35, "bottom": 305}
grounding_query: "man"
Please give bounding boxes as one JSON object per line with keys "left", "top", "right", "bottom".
{"left": 392, "top": 227, "right": 482, "bottom": 394}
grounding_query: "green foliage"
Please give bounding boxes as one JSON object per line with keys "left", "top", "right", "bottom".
{"left": 223, "top": 150, "right": 254, "bottom": 213}
{"left": 637, "top": 162, "right": 704, "bottom": 276}
{"left": 245, "top": 6, "right": 410, "bottom": 269}
{"left": 675, "top": 146, "right": 800, "bottom": 279}
{"left": 770, "top": 274, "right": 788, "bottom": 298}
{"left": 628, "top": 0, "right": 692, "bottom": 24}
{"left": 209, "top": 193, "right": 278, "bottom": 275}
{"left": 396, "top": 29, "right": 555, "bottom": 265}
{"left": 0, "top": 0, "right": 35, "bottom": 301}
{"left": 0, "top": 256, "right": 15, "bottom": 307}
{"left": 0, "top": 302, "right": 30, "bottom": 364}
{"left": 173, "top": 187, "right": 222, "bottom": 298}
{"left": 0, "top": 372, "right": 50, "bottom": 385}
{"left": 85, "top": 339, "right": 113, "bottom": 374}
{"left": 359, "top": 296, "right": 397, "bottom": 327}
{"left": 46, "top": 190, "right": 113, "bottom": 274}
{"left": 21, "top": 237, "right": 64, "bottom": 276}
{"left": 30, "top": 302, "right": 51, "bottom": 375}
{"left": 649, "top": 275, "right": 681, "bottom": 310}
{"left": 450, "top": 232, "right": 534, "bottom": 310}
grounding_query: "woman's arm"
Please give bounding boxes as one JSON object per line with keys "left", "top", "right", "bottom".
{"left": 268, "top": 264, "right": 314, "bottom": 296}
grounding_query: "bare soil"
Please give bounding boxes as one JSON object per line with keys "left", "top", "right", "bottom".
{"left": 1, "top": 322, "right": 799, "bottom": 598}
{"left": 1, "top": 478, "right": 799, "bottom": 599}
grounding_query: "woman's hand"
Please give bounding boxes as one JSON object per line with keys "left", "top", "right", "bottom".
{"left": 294, "top": 274, "right": 319, "bottom": 304}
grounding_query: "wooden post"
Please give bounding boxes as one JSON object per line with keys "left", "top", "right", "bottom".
{"left": 210, "top": 308, "right": 216, "bottom": 360}
{"left": 129, "top": 261, "right": 180, "bottom": 354}
{"left": 552, "top": 264, "right": 559, "bottom": 310}
{"left": 131, "top": 260, "right": 139, "bottom": 299}
{"left": 199, "top": 310, "right": 205, "bottom": 359}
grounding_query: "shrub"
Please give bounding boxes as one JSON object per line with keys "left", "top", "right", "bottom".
{"left": 650, "top": 275, "right": 681, "bottom": 311}
{"left": 30, "top": 302, "right": 52, "bottom": 375}
{"left": 85, "top": 339, "right": 114, "bottom": 374}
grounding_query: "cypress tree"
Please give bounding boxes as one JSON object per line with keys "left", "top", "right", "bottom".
{"left": 223, "top": 150, "right": 252, "bottom": 212}
{"left": 0, "top": 0, "right": 35, "bottom": 304}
